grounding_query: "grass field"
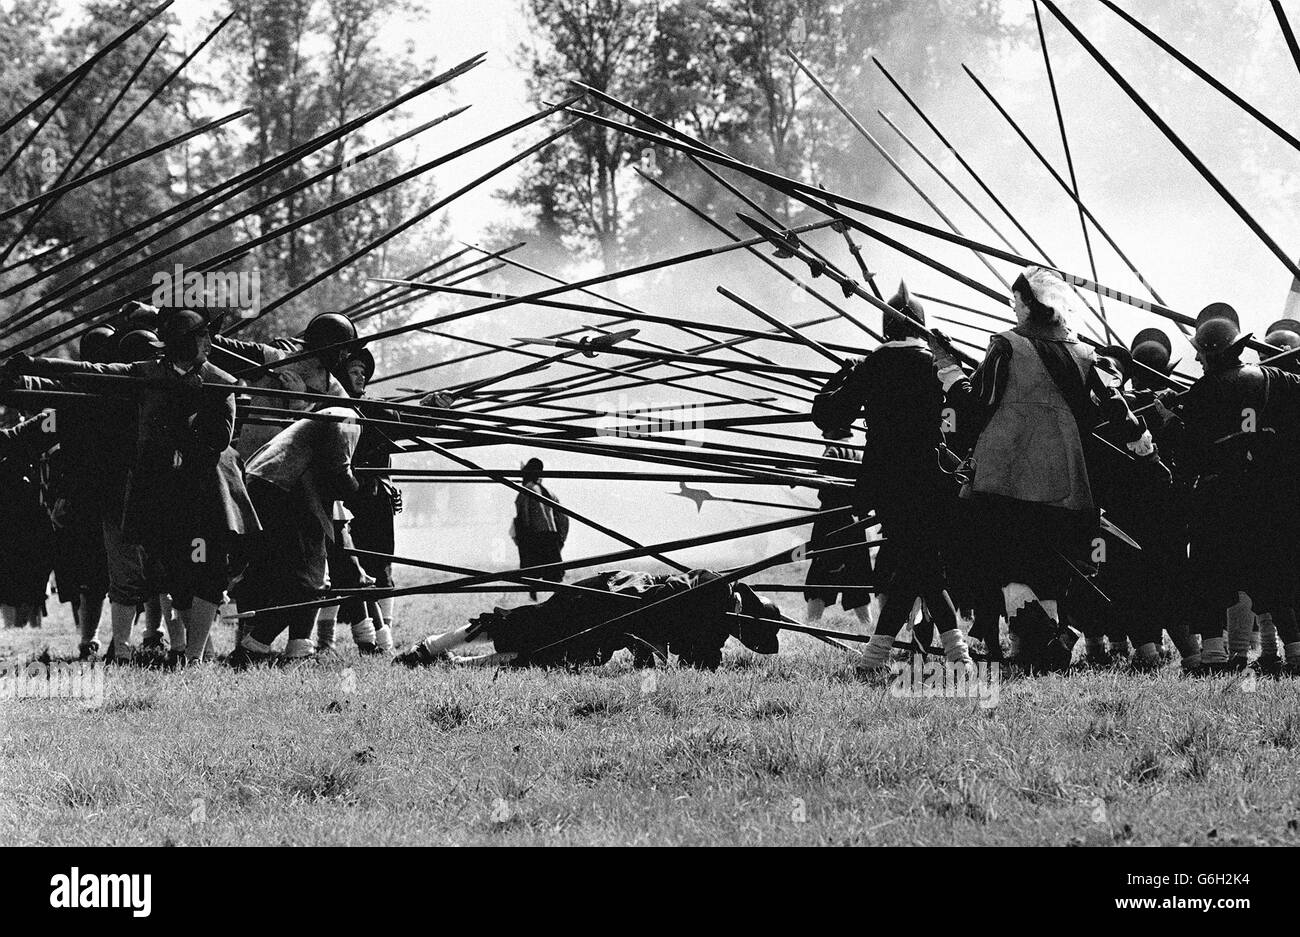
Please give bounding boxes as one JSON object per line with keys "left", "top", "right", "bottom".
{"left": 4, "top": 573, "right": 1300, "bottom": 846}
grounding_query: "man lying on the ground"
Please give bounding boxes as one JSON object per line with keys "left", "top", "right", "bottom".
{"left": 394, "top": 568, "right": 783, "bottom": 670}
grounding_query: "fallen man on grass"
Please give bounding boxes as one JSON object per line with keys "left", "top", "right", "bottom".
{"left": 394, "top": 568, "right": 783, "bottom": 670}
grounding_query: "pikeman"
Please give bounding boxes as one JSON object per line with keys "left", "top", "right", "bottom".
{"left": 228, "top": 391, "right": 365, "bottom": 667}
{"left": 318, "top": 347, "right": 402, "bottom": 656}
{"left": 46, "top": 326, "right": 116, "bottom": 657}
{"left": 1152, "top": 303, "right": 1300, "bottom": 674}
{"left": 1, "top": 309, "right": 259, "bottom": 665}
{"left": 930, "top": 267, "right": 1152, "bottom": 673}
{"left": 1083, "top": 339, "right": 1190, "bottom": 671}
{"left": 811, "top": 282, "right": 972, "bottom": 674}
{"left": 209, "top": 311, "right": 356, "bottom": 460}
{"left": 394, "top": 569, "right": 781, "bottom": 670}
{"left": 801, "top": 429, "right": 873, "bottom": 627}
{"left": 0, "top": 392, "right": 57, "bottom": 630}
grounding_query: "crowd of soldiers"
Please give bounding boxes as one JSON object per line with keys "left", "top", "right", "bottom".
{"left": 810, "top": 267, "right": 1300, "bottom": 677}
{"left": 0, "top": 302, "right": 415, "bottom": 667}
{"left": 2, "top": 265, "right": 1299, "bottom": 677}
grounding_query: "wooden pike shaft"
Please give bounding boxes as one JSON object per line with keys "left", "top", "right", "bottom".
{"left": 1040, "top": 0, "right": 1300, "bottom": 284}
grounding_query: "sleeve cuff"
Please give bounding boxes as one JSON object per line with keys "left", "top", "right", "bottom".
{"left": 936, "top": 364, "right": 965, "bottom": 392}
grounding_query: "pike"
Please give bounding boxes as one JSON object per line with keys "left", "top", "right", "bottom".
{"left": 636, "top": 108, "right": 1299, "bottom": 360}
{"left": 514, "top": 335, "right": 834, "bottom": 380}
{"left": 0, "top": 0, "right": 173, "bottom": 140}
{"left": 786, "top": 47, "right": 1013, "bottom": 293}
{"left": 219, "top": 390, "right": 839, "bottom": 480}
{"left": 235, "top": 503, "right": 857, "bottom": 618}
{"left": 348, "top": 246, "right": 523, "bottom": 332}
{"left": 636, "top": 168, "right": 883, "bottom": 344}
{"left": 734, "top": 211, "right": 977, "bottom": 368}
{"left": 394, "top": 328, "right": 799, "bottom": 417}
{"left": 715, "top": 286, "right": 844, "bottom": 367}
{"left": 0, "top": 37, "right": 164, "bottom": 270}
{"left": 75, "top": 13, "right": 236, "bottom": 177}
{"left": 2, "top": 13, "right": 237, "bottom": 274}
{"left": 668, "top": 482, "right": 819, "bottom": 513}
{"left": 1030, "top": 1, "right": 1112, "bottom": 338}
{"left": 434, "top": 329, "right": 638, "bottom": 402}
{"left": 226, "top": 111, "right": 548, "bottom": 336}
{"left": 355, "top": 468, "right": 845, "bottom": 486}
{"left": 685, "top": 155, "right": 860, "bottom": 299}
{"left": 2, "top": 54, "right": 486, "bottom": 302}
{"left": 0, "top": 61, "right": 94, "bottom": 184}
{"left": 239, "top": 217, "right": 838, "bottom": 379}
{"left": 338, "top": 247, "right": 474, "bottom": 318}
{"left": 17, "top": 107, "right": 471, "bottom": 343}
{"left": 7, "top": 105, "right": 469, "bottom": 336}
{"left": 0, "top": 108, "right": 252, "bottom": 224}
{"left": 416, "top": 283, "right": 821, "bottom": 402}
{"left": 456, "top": 241, "right": 820, "bottom": 395}
{"left": 1039, "top": 0, "right": 1300, "bottom": 284}
{"left": 875, "top": 109, "right": 1022, "bottom": 261}
{"left": 1099, "top": 1, "right": 1300, "bottom": 155}
{"left": 23, "top": 104, "right": 561, "bottom": 356}
{"left": 0, "top": 238, "right": 82, "bottom": 274}
{"left": 1274, "top": 0, "right": 1300, "bottom": 79}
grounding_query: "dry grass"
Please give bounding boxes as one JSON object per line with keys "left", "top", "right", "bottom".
{"left": 3, "top": 577, "right": 1300, "bottom": 846}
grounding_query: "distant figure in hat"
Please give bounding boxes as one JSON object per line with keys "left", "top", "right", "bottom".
{"left": 931, "top": 267, "right": 1151, "bottom": 673}
{"left": 394, "top": 569, "right": 781, "bottom": 670}
{"left": 511, "top": 458, "right": 569, "bottom": 599}
{"left": 1153, "top": 302, "right": 1300, "bottom": 674}
{"left": 812, "top": 281, "right": 972, "bottom": 673}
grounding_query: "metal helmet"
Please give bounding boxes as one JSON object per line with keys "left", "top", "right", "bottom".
{"left": 117, "top": 329, "right": 164, "bottom": 363}
{"left": 303, "top": 312, "right": 357, "bottom": 352}
{"left": 1129, "top": 327, "right": 1173, "bottom": 375}
{"left": 80, "top": 325, "right": 117, "bottom": 364}
{"left": 1264, "top": 318, "right": 1300, "bottom": 351}
{"left": 1192, "top": 302, "right": 1249, "bottom": 356}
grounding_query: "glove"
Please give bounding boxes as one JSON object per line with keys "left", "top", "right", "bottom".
{"left": 1126, "top": 428, "right": 1155, "bottom": 457}
{"left": 419, "top": 391, "right": 456, "bottom": 409}
{"left": 390, "top": 487, "right": 403, "bottom": 515}
{"left": 927, "top": 329, "right": 960, "bottom": 372}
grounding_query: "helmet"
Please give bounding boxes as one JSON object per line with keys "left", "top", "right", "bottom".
{"left": 342, "top": 346, "right": 375, "bottom": 382}
{"left": 157, "top": 308, "right": 210, "bottom": 363}
{"left": 117, "top": 300, "right": 159, "bottom": 332}
{"left": 117, "top": 329, "right": 164, "bottom": 363}
{"left": 1130, "top": 327, "right": 1173, "bottom": 374}
{"left": 884, "top": 280, "right": 925, "bottom": 342}
{"left": 303, "top": 312, "right": 357, "bottom": 352}
{"left": 1264, "top": 318, "right": 1300, "bottom": 352}
{"left": 80, "top": 326, "right": 117, "bottom": 364}
{"left": 1192, "top": 302, "right": 1249, "bottom": 356}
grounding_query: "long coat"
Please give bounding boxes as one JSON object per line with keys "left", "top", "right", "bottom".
{"left": 18, "top": 356, "right": 260, "bottom": 550}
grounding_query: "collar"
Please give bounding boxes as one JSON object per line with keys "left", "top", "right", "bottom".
{"left": 1013, "top": 322, "right": 1075, "bottom": 342}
